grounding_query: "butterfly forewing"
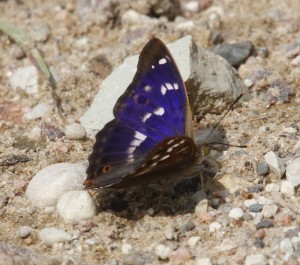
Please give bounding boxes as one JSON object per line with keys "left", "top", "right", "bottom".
{"left": 85, "top": 38, "right": 196, "bottom": 189}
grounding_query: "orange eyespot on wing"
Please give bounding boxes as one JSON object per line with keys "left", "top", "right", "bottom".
{"left": 102, "top": 165, "right": 112, "bottom": 173}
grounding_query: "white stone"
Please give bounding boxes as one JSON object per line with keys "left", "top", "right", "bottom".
{"left": 286, "top": 157, "right": 300, "bottom": 187}
{"left": 244, "top": 78, "right": 253, "bottom": 88}
{"left": 217, "top": 238, "right": 237, "bottom": 252}
{"left": 228, "top": 207, "right": 244, "bottom": 220}
{"left": 39, "top": 227, "right": 72, "bottom": 246}
{"left": 280, "top": 238, "right": 294, "bottom": 255}
{"left": 244, "top": 254, "right": 267, "bottom": 265}
{"left": 155, "top": 244, "right": 172, "bottom": 260}
{"left": 265, "top": 183, "right": 280, "bottom": 192}
{"left": 244, "top": 198, "right": 257, "bottom": 208}
{"left": 187, "top": 236, "right": 201, "bottom": 247}
{"left": 65, "top": 123, "right": 87, "bottom": 140}
{"left": 262, "top": 204, "right": 278, "bottom": 218}
{"left": 264, "top": 151, "right": 285, "bottom": 176}
{"left": 23, "top": 103, "right": 50, "bottom": 120}
{"left": 195, "top": 258, "right": 213, "bottom": 265}
{"left": 280, "top": 180, "right": 295, "bottom": 197}
{"left": 26, "top": 163, "right": 87, "bottom": 208}
{"left": 9, "top": 65, "right": 38, "bottom": 94}
{"left": 209, "top": 222, "right": 222, "bottom": 232}
{"left": 257, "top": 196, "right": 272, "bottom": 205}
{"left": 184, "top": 1, "right": 199, "bottom": 12}
{"left": 56, "top": 190, "right": 96, "bottom": 222}
{"left": 121, "top": 243, "right": 133, "bottom": 254}
{"left": 17, "top": 226, "right": 33, "bottom": 238}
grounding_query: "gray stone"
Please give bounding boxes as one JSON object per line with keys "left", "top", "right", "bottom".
{"left": 256, "top": 162, "right": 269, "bottom": 176}
{"left": 248, "top": 203, "right": 263, "bottom": 213}
{"left": 23, "top": 103, "right": 50, "bottom": 120}
{"left": 211, "top": 41, "right": 254, "bottom": 67}
{"left": 264, "top": 151, "right": 285, "bottom": 177}
{"left": 286, "top": 157, "right": 300, "bottom": 187}
{"left": 155, "top": 244, "right": 172, "bottom": 260}
{"left": 80, "top": 36, "right": 248, "bottom": 137}
{"left": 56, "top": 190, "right": 96, "bottom": 222}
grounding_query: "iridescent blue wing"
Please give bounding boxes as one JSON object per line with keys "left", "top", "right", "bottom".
{"left": 85, "top": 38, "right": 195, "bottom": 188}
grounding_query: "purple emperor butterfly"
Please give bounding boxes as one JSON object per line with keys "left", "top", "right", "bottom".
{"left": 84, "top": 38, "right": 199, "bottom": 189}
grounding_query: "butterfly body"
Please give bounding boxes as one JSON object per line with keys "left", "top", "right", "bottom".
{"left": 85, "top": 38, "right": 198, "bottom": 189}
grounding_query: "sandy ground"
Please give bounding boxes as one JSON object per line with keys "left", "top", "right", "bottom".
{"left": 0, "top": 0, "right": 300, "bottom": 264}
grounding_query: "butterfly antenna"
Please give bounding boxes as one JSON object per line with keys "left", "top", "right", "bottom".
{"left": 207, "top": 93, "right": 244, "bottom": 139}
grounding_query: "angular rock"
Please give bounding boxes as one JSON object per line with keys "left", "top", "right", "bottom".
{"left": 80, "top": 36, "right": 248, "bottom": 137}
{"left": 286, "top": 157, "right": 300, "bottom": 187}
{"left": 264, "top": 151, "right": 285, "bottom": 177}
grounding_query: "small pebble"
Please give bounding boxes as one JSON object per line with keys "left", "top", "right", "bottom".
{"left": 280, "top": 238, "right": 294, "bottom": 255}
{"left": 155, "top": 244, "right": 172, "bottom": 260}
{"left": 248, "top": 203, "right": 263, "bottom": 213}
{"left": 39, "top": 227, "right": 72, "bottom": 246}
{"left": 179, "top": 221, "right": 195, "bottom": 233}
{"left": 187, "top": 236, "right": 201, "bottom": 247}
{"left": 256, "top": 220, "right": 274, "bottom": 229}
{"left": 280, "top": 181, "right": 295, "bottom": 197}
{"left": 265, "top": 183, "right": 280, "bottom": 192}
{"left": 169, "top": 247, "right": 191, "bottom": 264}
{"left": 195, "top": 199, "right": 209, "bottom": 216}
{"left": 257, "top": 196, "right": 272, "bottom": 205}
{"left": 24, "top": 103, "right": 50, "bottom": 120}
{"left": 164, "top": 225, "right": 175, "bottom": 240}
{"left": 31, "top": 23, "right": 51, "bottom": 42}
{"left": 253, "top": 237, "right": 265, "bottom": 248}
{"left": 264, "top": 151, "right": 285, "bottom": 177}
{"left": 195, "top": 257, "right": 213, "bottom": 265}
{"left": 65, "top": 123, "right": 87, "bottom": 140}
{"left": 209, "top": 222, "right": 222, "bottom": 232}
{"left": 286, "top": 157, "right": 300, "bottom": 187}
{"left": 244, "top": 198, "right": 257, "bottom": 208}
{"left": 244, "top": 254, "right": 268, "bottom": 265}
{"left": 228, "top": 207, "right": 244, "bottom": 220}
{"left": 285, "top": 227, "right": 300, "bottom": 238}
{"left": 244, "top": 78, "right": 254, "bottom": 88}
{"left": 26, "top": 163, "right": 87, "bottom": 208}
{"left": 256, "top": 162, "right": 269, "bottom": 176}
{"left": 17, "top": 226, "right": 33, "bottom": 238}
{"left": 217, "top": 238, "right": 237, "bottom": 252}
{"left": 121, "top": 243, "right": 133, "bottom": 254}
{"left": 9, "top": 66, "right": 39, "bottom": 94}
{"left": 56, "top": 190, "right": 96, "bottom": 222}
{"left": 262, "top": 204, "right": 278, "bottom": 218}
{"left": 246, "top": 185, "right": 264, "bottom": 193}
{"left": 198, "top": 212, "right": 214, "bottom": 223}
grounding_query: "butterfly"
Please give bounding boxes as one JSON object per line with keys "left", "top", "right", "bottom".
{"left": 84, "top": 38, "right": 199, "bottom": 189}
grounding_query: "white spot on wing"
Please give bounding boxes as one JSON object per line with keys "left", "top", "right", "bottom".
{"left": 167, "top": 147, "right": 173, "bottom": 153}
{"left": 160, "top": 85, "right": 167, "bottom": 95}
{"left": 127, "top": 146, "right": 136, "bottom": 153}
{"left": 154, "top": 107, "right": 165, "bottom": 116}
{"left": 151, "top": 65, "right": 155, "bottom": 69}
{"left": 142, "top": 113, "right": 152, "bottom": 122}
{"left": 166, "top": 83, "right": 173, "bottom": 90}
{"left": 173, "top": 83, "right": 179, "bottom": 90}
{"left": 159, "top": 58, "right": 167, "bottom": 65}
{"left": 144, "top": 85, "right": 152, "bottom": 92}
{"left": 159, "top": 155, "right": 170, "bottom": 161}
{"left": 135, "top": 131, "right": 147, "bottom": 141}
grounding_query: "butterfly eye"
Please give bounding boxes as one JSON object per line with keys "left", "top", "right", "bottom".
{"left": 134, "top": 94, "right": 149, "bottom": 105}
{"left": 102, "top": 165, "right": 112, "bottom": 173}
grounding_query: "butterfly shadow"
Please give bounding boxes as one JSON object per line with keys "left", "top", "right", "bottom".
{"left": 91, "top": 127, "right": 230, "bottom": 220}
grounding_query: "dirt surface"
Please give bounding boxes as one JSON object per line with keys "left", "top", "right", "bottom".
{"left": 0, "top": 0, "right": 300, "bottom": 264}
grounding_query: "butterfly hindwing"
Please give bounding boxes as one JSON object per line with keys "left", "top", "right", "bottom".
{"left": 85, "top": 38, "right": 195, "bottom": 188}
